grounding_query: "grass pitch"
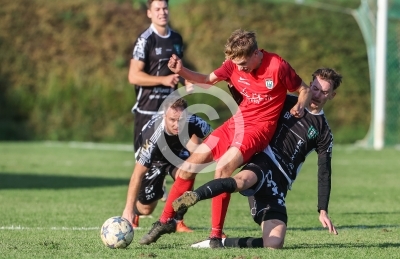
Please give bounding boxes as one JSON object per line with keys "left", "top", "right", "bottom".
{"left": 0, "top": 142, "right": 399, "bottom": 258}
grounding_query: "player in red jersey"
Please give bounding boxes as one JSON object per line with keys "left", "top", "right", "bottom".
{"left": 139, "top": 29, "right": 311, "bottom": 247}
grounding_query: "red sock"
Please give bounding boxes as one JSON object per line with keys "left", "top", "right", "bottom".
{"left": 159, "top": 176, "right": 195, "bottom": 224}
{"left": 210, "top": 192, "right": 231, "bottom": 238}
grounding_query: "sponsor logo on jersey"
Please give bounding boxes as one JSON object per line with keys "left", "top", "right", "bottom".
{"left": 155, "top": 47, "right": 162, "bottom": 55}
{"left": 238, "top": 79, "right": 250, "bottom": 85}
{"left": 265, "top": 79, "right": 274, "bottom": 89}
{"left": 290, "top": 139, "right": 305, "bottom": 161}
{"left": 307, "top": 126, "right": 319, "bottom": 140}
{"left": 173, "top": 44, "right": 182, "bottom": 55}
{"left": 240, "top": 88, "right": 272, "bottom": 104}
{"left": 133, "top": 38, "right": 146, "bottom": 59}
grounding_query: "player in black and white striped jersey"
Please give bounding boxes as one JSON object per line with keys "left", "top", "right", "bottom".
{"left": 128, "top": 0, "right": 192, "bottom": 152}
{"left": 122, "top": 96, "right": 212, "bottom": 233}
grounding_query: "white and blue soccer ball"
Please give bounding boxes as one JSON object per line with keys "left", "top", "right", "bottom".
{"left": 100, "top": 216, "right": 134, "bottom": 249}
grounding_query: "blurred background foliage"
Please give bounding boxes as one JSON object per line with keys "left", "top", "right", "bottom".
{"left": 0, "top": 0, "right": 371, "bottom": 143}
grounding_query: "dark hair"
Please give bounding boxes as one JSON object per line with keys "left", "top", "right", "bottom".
{"left": 162, "top": 94, "right": 187, "bottom": 112}
{"left": 147, "top": 0, "right": 168, "bottom": 9}
{"left": 312, "top": 68, "right": 342, "bottom": 90}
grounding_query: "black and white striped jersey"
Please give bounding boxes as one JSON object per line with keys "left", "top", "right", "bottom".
{"left": 136, "top": 114, "right": 212, "bottom": 168}
{"left": 263, "top": 94, "right": 333, "bottom": 211}
{"left": 265, "top": 95, "right": 333, "bottom": 184}
{"left": 131, "top": 24, "right": 184, "bottom": 116}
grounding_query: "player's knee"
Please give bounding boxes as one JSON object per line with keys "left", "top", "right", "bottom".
{"left": 135, "top": 201, "right": 156, "bottom": 215}
{"left": 178, "top": 170, "right": 196, "bottom": 180}
{"left": 233, "top": 177, "right": 246, "bottom": 190}
{"left": 263, "top": 236, "right": 284, "bottom": 249}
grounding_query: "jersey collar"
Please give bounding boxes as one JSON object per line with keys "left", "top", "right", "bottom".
{"left": 150, "top": 24, "right": 171, "bottom": 38}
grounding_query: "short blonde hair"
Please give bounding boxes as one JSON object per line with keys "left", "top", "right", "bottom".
{"left": 224, "top": 29, "right": 258, "bottom": 60}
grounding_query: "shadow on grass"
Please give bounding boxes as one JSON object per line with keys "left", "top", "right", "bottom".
{"left": 0, "top": 172, "right": 128, "bottom": 189}
{"left": 286, "top": 242, "right": 400, "bottom": 249}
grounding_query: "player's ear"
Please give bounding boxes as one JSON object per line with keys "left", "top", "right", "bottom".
{"left": 147, "top": 9, "right": 152, "bottom": 19}
{"left": 329, "top": 91, "right": 336, "bottom": 100}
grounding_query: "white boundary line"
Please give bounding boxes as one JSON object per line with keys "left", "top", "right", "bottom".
{"left": 0, "top": 226, "right": 100, "bottom": 231}
{"left": 1, "top": 225, "right": 399, "bottom": 231}
{"left": 44, "top": 141, "right": 133, "bottom": 152}
{"left": 0, "top": 226, "right": 143, "bottom": 231}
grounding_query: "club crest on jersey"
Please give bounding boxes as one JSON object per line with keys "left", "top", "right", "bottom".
{"left": 307, "top": 126, "right": 319, "bottom": 140}
{"left": 173, "top": 44, "right": 182, "bottom": 55}
{"left": 265, "top": 79, "right": 274, "bottom": 89}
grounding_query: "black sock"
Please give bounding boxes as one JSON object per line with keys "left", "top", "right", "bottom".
{"left": 174, "top": 207, "right": 187, "bottom": 221}
{"left": 224, "top": 237, "right": 264, "bottom": 248}
{"left": 194, "top": 178, "right": 237, "bottom": 200}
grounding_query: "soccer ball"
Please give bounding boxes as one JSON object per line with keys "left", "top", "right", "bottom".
{"left": 100, "top": 216, "right": 134, "bottom": 249}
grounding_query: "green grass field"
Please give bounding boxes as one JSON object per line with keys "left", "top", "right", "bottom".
{"left": 0, "top": 142, "right": 399, "bottom": 259}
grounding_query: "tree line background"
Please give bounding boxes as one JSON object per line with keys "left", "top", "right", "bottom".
{"left": 0, "top": 0, "right": 370, "bottom": 143}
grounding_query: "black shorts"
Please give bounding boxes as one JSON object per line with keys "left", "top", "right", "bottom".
{"left": 137, "top": 163, "right": 177, "bottom": 205}
{"left": 240, "top": 152, "right": 289, "bottom": 225}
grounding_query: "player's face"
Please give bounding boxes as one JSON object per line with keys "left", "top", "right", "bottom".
{"left": 232, "top": 50, "right": 260, "bottom": 73}
{"left": 147, "top": 1, "right": 169, "bottom": 27}
{"left": 309, "top": 76, "right": 336, "bottom": 113}
{"left": 164, "top": 107, "right": 186, "bottom": 135}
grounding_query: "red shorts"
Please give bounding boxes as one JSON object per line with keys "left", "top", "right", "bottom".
{"left": 203, "top": 118, "right": 277, "bottom": 163}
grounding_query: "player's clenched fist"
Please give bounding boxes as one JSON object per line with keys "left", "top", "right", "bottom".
{"left": 168, "top": 54, "right": 183, "bottom": 74}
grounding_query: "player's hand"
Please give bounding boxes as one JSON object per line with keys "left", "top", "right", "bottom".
{"left": 319, "top": 210, "right": 338, "bottom": 235}
{"left": 122, "top": 209, "right": 135, "bottom": 227}
{"left": 162, "top": 74, "right": 180, "bottom": 88}
{"left": 168, "top": 54, "right": 183, "bottom": 74}
{"left": 290, "top": 103, "right": 305, "bottom": 118}
{"left": 185, "top": 83, "right": 194, "bottom": 93}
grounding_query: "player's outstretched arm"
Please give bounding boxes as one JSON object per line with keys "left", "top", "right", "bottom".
{"left": 319, "top": 210, "right": 338, "bottom": 235}
{"left": 168, "top": 54, "right": 220, "bottom": 88}
{"left": 290, "top": 81, "right": 311, "bottom": 118}
{"left": 122, "top": 163, "right": 148, "bottom": 226}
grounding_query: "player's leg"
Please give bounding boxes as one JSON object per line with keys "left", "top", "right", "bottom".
{"left": 139, "top": 144, "right": 213, "bottom": 245}
{"left": 159, "top": 143, "right": 213, "bottom": 222}
{"left": 244, "top": 158, "right": 289, "bottom": 249}
{"left": 210, "top": 146, "right": 245, "bottom": 242}
{"left": 134, "top": 165, "right": 167, "bottom": 228}
{"left": 167, "top": 166, "right": 193, "bottom": 233}
{"left": 261, "top": 219, "right": 287, "bottom": 249}
{"left": 172, "top": 168, "right": 258, "bottom": 212}
{"left": 221, "top": 218, "right": 286, "bottom": 249}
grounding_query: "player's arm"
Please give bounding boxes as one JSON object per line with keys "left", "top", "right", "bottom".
{"left": 128, "top": 59, "right": 180, "bottom": 88}
{"left": 317, "top": 155, "right": 338, "bottom": 235}
{"left": 290, "top": 81, "right": 311, "bottom": 118}
{"left": 186, "top": 135, "right": 203, "bottom": 154}
{"left": 122, "top": 162, "right": 149, "bottom": 225}
{"left": 168, "top": 54, "right": 221, "bottom": 87}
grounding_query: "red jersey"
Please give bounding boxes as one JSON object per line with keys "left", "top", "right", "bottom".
{"left": 214, "top": 50, "right": 302, "bottom": 126}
